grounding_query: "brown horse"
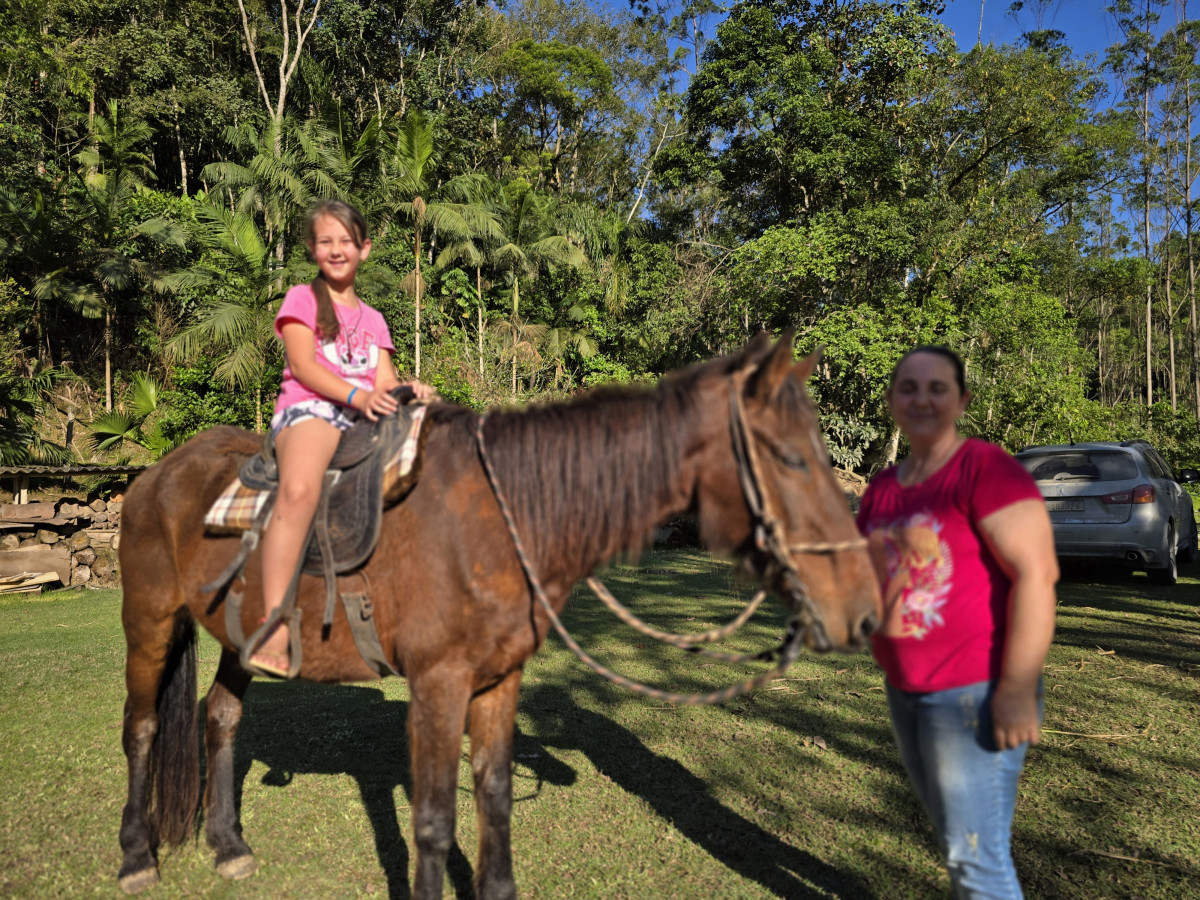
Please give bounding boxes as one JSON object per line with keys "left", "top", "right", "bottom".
{"left": 116, "top": 333, "right": 880, "bottom": 899}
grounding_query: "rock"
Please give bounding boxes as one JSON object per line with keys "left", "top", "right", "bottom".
{"left": 92, "top": 546, "right": 119, "bottom": 583}
{"left": 106, "top": 499, "right": 120, "bottom": 513}
{"left": 0, "top": 534, "right": 18, "bottom": 551}
{"left": 111, "top": 492, "right": 124, "bottom": 503}
{"left": 19, "top": 537, "right": 39, "bottom": 547}
{"left": 72, "top": 565, "right": 92, "bottom": 585}
{"left": 92, "top": 511, "right": 109, "bottom": 524}
{"left": 90, "top": 499, "right": 106, "bottom": 513}
{"left": 36, "top": 529, "right": 61, "bottom": 544}
{"left": 73, "top": 547, "right": 96, "bottom": 567}
{"left": 67, "top": 531, "right": 91, "bottom": 551}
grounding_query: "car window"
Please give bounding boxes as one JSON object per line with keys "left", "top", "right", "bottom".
{"left": 1018, "top": 450, "right": 1139, "bottom": 481}
{"left": 1145, "top": 448, "right": 1175, "bottom": 480}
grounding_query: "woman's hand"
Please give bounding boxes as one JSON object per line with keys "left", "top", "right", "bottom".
{"left": 977, "top": 497, "right": 1058, "bottom": 751}
{"left": 350, "top": 387, "right": 398, "bottom": 422}
{"left": 991, "top": 681, "right": 1041, "bottom": 749}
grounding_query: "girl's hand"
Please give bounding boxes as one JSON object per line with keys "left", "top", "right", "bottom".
{"left": 402, "top": 379, "right": 438, "bottom": 401}
{"left": 351, "top": 387, "right": 398, "bottom": 422}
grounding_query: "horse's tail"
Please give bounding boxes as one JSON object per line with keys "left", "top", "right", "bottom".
{"left": 150, "top": 614, "right": 200, "bottom": 846}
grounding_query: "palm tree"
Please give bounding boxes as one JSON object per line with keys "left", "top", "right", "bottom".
{"left": 0, "top": 103, "right": 183, "bottom": 410}
{"left": 73, "top": 105, "right": 186, "bottom": 412}
{"left": 386, "top": 111, "right": 502, "bottom": 378}
{"left": 164, "top": 203, "right": 287, "bottom": 432}
{"left": 202, "top": 115, "right": 343, "bottom": 266}
{"left": 0, "top": 368, "right": 70, "bottom": 465}
{"left": 88, "top": 373, "right": 177, "bottom": 458}
{"left": 493, "top": 186, "right": 588, "bottom": 397}
{"left": 436, "top": 236, "right": 491, "bottom": 378}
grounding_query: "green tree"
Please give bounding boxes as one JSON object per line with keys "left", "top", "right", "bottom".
{"left": 492, "top": 184, "right": 587, "bottom": 396}
{"left": 385, "top": 110, "right": 502, "bottom": 378}
{"left": 165, "top": 202, "right": 287, "bottom": 432}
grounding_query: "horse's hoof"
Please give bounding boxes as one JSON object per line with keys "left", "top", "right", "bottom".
{"left": 216, "top": 853, "right": 257, "bottom": 880}
{"left": 117, "top": 867, "right": 159, "bottom": 894}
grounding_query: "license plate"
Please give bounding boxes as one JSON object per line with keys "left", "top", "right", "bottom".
{"left": 1046, "top": 500, "right": 1084, "bottom": 512}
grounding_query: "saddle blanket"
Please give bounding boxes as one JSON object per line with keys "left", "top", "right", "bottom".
{"left": 204, "top": 405, "right": 427, "bottom": 533}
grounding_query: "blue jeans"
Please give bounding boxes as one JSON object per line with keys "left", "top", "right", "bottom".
{"left": 886, "top": 679, "right": 1043, "bottom": 900}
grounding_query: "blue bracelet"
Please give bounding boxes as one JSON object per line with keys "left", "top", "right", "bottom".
{"left": 347, "top": 387, "right": 359, "bottom": 406}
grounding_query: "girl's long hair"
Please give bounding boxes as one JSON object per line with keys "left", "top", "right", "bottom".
{"left": 303, "top": 200, "right": 369, "bottom": 343}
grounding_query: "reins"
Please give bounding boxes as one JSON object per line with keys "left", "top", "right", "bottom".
{"left": 474, "top": 377, "right": 866, "bottom": 706}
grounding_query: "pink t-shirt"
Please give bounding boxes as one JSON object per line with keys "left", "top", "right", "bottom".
{"left": 856, "top": 438, "right": 1043, "bottom": 693}
{"left": 272, "top": 283, "right": 396, "bottom": 415}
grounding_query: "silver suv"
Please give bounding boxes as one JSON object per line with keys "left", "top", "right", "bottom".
{"left": 1015, "top": 441, "right": 1199, "bottom": 584}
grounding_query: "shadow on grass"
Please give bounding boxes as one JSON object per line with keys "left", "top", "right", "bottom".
{"left": 226, "top": 683, "right": 451, "bottom": 900}
{"left": 216, "top": 675, "right": 888, "bottom": 900}
{"left": 520, "top": 681, "right": 882, "bottom": 899}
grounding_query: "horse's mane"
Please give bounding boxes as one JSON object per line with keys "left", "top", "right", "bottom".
{"left": 429, "top": 345, "right": 759, "bottom": 576}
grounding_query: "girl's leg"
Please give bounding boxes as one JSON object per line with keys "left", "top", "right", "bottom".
{"left": 888, "top": 680, "right": 1039, "bottom": 900}
{"left": 252, "top": 417, "right": 343, "bottom": 669}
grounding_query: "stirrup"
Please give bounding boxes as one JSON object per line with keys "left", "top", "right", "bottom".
{"left": 239, "top": 607, "right": 303, "bottom": 679}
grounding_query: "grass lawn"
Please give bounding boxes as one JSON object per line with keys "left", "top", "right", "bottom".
{"left": 1, "top": 548, "right": 1198, "bottom": 898}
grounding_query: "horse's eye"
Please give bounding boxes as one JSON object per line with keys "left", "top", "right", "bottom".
{"left": 777, "top": 449, "right": 808, "bottom": 471}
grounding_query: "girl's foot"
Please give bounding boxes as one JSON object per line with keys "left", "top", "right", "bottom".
{"left": 248, "top": 621, "right": 290, "bottom": 678}
{"left": 248, "top": 650, "right": 289, "bottom": 678}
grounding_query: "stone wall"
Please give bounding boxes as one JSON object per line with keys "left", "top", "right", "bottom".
{"left": 0, "top": 496, "right": 122, "bottom": 589}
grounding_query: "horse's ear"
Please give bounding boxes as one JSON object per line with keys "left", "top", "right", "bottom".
{"left": 791, "top": 346, "right": 823, "bottom": 383}
{"left": 746, "top": 329, "right": 797, "bottom": 403}
{"left": 741, "top": 331, "right": 773, "bottom": 367}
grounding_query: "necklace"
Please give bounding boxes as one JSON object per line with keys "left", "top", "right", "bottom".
{"left": 333, "top": 301, "right": 364, "bottom": 351}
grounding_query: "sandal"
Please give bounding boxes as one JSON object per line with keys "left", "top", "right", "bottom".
{"left": 247, "top": 649, "right": 289, "bottom": 679}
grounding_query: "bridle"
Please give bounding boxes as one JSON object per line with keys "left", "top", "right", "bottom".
{"left": 726, "top": 378, "right": 867, "bottom": 647}
{"left": 475, "top": 376, "right": 867, "bottom": 706}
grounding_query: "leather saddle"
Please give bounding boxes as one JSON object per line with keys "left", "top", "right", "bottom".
{"left": 202, "top": 387, "right": 426, "bottom": 678}
{"left": 239, "top": 391, "right": 417, "bottom": 576}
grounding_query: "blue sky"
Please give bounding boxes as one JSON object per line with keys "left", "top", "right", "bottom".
{"left": 939, "top": 0, "right": 1123, "bottom": 58}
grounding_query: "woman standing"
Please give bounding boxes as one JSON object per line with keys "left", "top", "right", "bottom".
{"left": 857, "top": 346, "right": 1058, "bottom": 899}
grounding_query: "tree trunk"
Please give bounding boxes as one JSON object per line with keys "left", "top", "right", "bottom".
{"left": 511, "top": 276, "right": 520, "bottom": 400}
{"left": 104, "top": 304, "right": 113, "bottom": 413}
{"left": 175, "top": 117, "right": 188, "bottom": 197}
{"left": 1143, "top": 56, "right": 1153, "bottom": 407}
{"left": 414, "top": 229, "right": 422, "bottom": 380}
{"left": 1187, "top": 68, "right": 1200, "bottom": 419}
{"left": 477, "top": 267, "right": 484, "bottom": 378}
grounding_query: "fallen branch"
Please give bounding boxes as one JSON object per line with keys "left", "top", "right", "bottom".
{"left": 1069, "top": 848, "right": 1171, "bottom": 868}
{"left": 1042, "top": 729, "right": 1142, "bottom": 741}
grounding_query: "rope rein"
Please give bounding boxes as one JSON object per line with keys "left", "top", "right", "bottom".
{"left": 473, "top": 375, "right": 869, "bottom": 706}
{"left": 475, "top": 415, "right": 806, "bottom": 706}
{"left": 474, "top": 378, "right": 868, "bottom": 705}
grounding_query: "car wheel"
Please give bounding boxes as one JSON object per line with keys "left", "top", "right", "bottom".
{"left": 1149, "top": 525, "right": 1179, "bottom": 585}
{"left": 1181, "top": 518, "right": 1199, "bottom": 565}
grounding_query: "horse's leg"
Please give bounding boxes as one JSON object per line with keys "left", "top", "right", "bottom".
{"left": 204, "top": 649, "right": 257, "bottom": 880}
{"left": 118, "top": 615, "right": 199, "bottom": 894}
{"left": 467, "top": 670, "right": 523, "bottom": 900}
{"left": 408, "top": 669, "right": 472, "bottom": 900}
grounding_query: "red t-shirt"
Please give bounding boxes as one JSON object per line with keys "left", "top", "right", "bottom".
{"left": 856, "top": 438, "right": 1042, "bottom": 693}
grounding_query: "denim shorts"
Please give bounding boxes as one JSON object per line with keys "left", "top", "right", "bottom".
{"left": 270, "top": 398, "right": 359, "bottom": 434}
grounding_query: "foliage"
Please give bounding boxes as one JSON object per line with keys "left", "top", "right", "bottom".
{"left": 2, "top": 0, "right": 1200, "bottom": 473}
{"left": 87, "top": 373, "right": 177, "bottom": 458}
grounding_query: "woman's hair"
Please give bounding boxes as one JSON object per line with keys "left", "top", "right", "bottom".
{"left": 303, "top": 200, "right": 369, "bottom": 343}
{"left": 890, "top": 345, "right": 967, "bottom": 395}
